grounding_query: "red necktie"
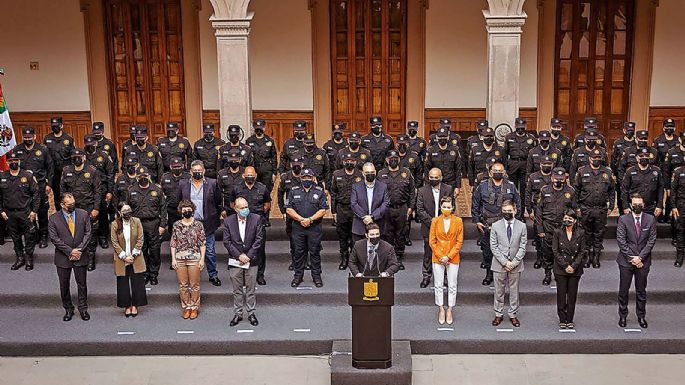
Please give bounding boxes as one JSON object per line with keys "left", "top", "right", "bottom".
{"left": 635, "top": 218, "right": 641, "bottom": 237}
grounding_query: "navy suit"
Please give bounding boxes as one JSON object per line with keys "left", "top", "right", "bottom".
{"left": 350, "top": 180, "right": 389, "bottom": 237}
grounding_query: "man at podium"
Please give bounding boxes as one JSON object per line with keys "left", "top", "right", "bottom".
{"left": 349, "top": 223, "right": 400, "bottom": 277}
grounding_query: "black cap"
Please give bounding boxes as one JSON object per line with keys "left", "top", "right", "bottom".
{"left": 84, "top": 134, "right": 96, "bottom": 145}
{"left": 303, "top": 133, "right": 316, "bottom": 144}
{"left": 7, "top": 149, "right": 24, "bottom": 160}
{"left": 166, "top": 122, "right": 179, "bottom": 131}
{"left": 72, "top": 148, "right": 85, "bottom": 157}
{"left": 584, "top": 117, "right": 598, "bottom": 128}
{"left": 476, "top": 120, "right": 489, "bottom": 132}
{"left": 349, "top": 132, "right": 362, "bottom": 141}
{"left": 134, "top": 126, "right": 148, "bottom": 138}
{"left": 585, "top": 129, "right": 599, "bottom": 139}
{"left": 370, "top": 116, "right": 382, "bottom": 126}
{"left": 538, "top": 130, "right": 551, "bottom": 139}
{"left": 341, "top": 153, "right": 356, "bottom": 162}
{"left": 293, "top": 121, "right": 307, "bottom": 130}
{"left": 92, "top": 122, "right": 104, "bottom": 133}
{"left": 301, "top": 168, "right": 314, "bottom": 177}
{"left": 51, "top": 117, "right": 63, "bottom": 126}
{"left": 228, "top": 125, "right": 241, "bottom": 135}
{"left": 439, "top": 118, "right": 452, "bottom": 127}
{"left": 386, "top": 150, "right": 400, "bottom": 159}
{"left": 137, "top": 166, "right": 150, "bottom": 176}
{"left": 436, "top": 127, "right": 450, "bottom": 138}
{"left": 291, "top": 156, "right": 304, "bottom": 166}
{"left": 624, "top": 121, "right": 636, "bottom": 130}
{"left": 636, "top": 130, "right": 649, "bottom": 139}
{"left": 664, "top": 118, "right": 676, "bottom": 128}
{"left": 333, "top": 123, "right": 346, "bottom": 133}
{"left": 124, "top": 157, "right": 138, "bottom": 166}
{"left": 515, "top": 118, "right": 526, "bottom": 128}
{"left": 170, "top": 157, "right": 184, "bottom": 169}
{"left": 129, "top": 126, "right": 138, "bottom": 134}
{"left": 253, "top": 119, "right": 266, "bottom": 129}
{"left": 589, "top": 151, "right": 603, "bottom": 159}
{"left": 552, "top": 167, "right": 566, "bottom": 178}
{"left": 396, "top": 134, "right": 408, "bottom": 143}
{"left": 637, "top": 147, "right": 650, "bottom": 156}
{"left": 482, "top": 127, "right": 495, "bottom": 137}
{"left": 485, "top": 157, "right": 499, "bottom": 168}
{"left": 540, "top": 155, "right": 554, "bottom": 164}
{"left": 407, "top": 121, "right": 419, "bottom": 129}
{"left": 203, "top": 123, "right": 215, "bottom": 133}
{"left": 550, "top": 118, "right": 563, "bottom": 128}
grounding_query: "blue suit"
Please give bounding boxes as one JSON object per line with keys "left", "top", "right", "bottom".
{"left": 350, "top": 180, "right": 389, "bottom": 236}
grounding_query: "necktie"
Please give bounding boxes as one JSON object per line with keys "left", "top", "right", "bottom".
{"left": 67, "top": 215, "right": 75, "bottom": 237}
{"left": 507, "top": 222, "right": 512, "bottom": 243}
{"left": 367, "top": 247, "right": 375, "bottom": 272}
{"left": 635, "top": 218, "right": 641, "bottom": 237}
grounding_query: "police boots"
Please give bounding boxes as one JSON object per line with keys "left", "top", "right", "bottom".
{"left": 583, "top": 247, "right": 592, "bottom": 268}
{"left": 592, "top": 249, "right": 601, "bottom": 269}
{"left": 542, "top": 270, "right": 552, "bottom": 286}
{"left": 10, "top": 252, "right": 25, "bottom": 271}
{"left": 39, "top": 234, "right": 48, "bottom": 249}
{"left": 675, "top": 250, "right": 684, "bottom": 268}
{"left": 25, "top": 254, "right": 34, "bottom": 271}
{"left": 533, "top": 253, "right": 543, "bottom": 269}
{"left": 338, "top": 253, "right": 349, "bottom": 270}
{"left": 482, "top": 269, "right": 493, "bottom": 286}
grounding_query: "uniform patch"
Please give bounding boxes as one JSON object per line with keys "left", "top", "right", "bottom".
{"left": 215, "top": 146, "right": 221, "bottom": 151}
{"left": 401, "top": 172, "right": 407, "bottom": 178}
{"left": 355, "top": 177, "right": 361, "bottom": 182}
{"left": 316, "top": 154, "right": 323, "bottom": 161}
{"left": 20, "top": 177, "right": 27, "bottom": 183}
{"left": 35, "top": 150, "right": 42, "bottom": 156}
{"left": 562, "top": 140, "right": 567, "bottom": 146}
{"left": 565, "top": 192, "right": 571, "bottom": 199}
{"left": 63, "top": 139, "right": 70, "bottom": 145}
{"left": 313, "top": 194, "right": 319, "bottom": 199}
{"left": 179, "top": 143, "right": 185, "bottom": 149}
{"left": 408, "top": 158, "right": 414, "bottom": 163}
{"left": 603, "top": 173, "right": 608, "bottom": 179}
{"left": 147, "top": 151, "right": 154, "bottom": 158}
{"left": 266, "top": 141, "right": 272, "bottom": 147}
{"left": 151, "top": 191, "right": 158, "bottom": 197}
{"left": 360, "top": 154, "right": 367, "bottom": 160}
{"left": 452, "top": 139, "right": 458, "bottom": 145}
{"left": 419, "top": 142, "right": 425, "bottom": 148}
{"left": 450, "top": 151, "right": 456, "bottom": 156}
{"left": 84, "top": 173, "right": 91, "bottom": 178}
{"left": 527, "top": 139, "right": 533, "bottom": 145}
{"left": 104, "top": 144, "right": 110, "bottom": 151}
{"left": 495, "top": 151, "right": 501, "bottom": 156}
{"left": 97, "top": 156, "right": 103, "bottom": 162}
{"left": 594, "top": 150, "right": 599, "bottom": 154}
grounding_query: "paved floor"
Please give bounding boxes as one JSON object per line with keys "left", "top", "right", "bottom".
{"left": 1, "top": 354, "right": 684, "bottom": 385}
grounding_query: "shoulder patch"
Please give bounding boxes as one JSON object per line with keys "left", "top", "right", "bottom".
{"left": 316, "top": 154, "right": 323, "bottom": 161}
{"left": 527, "top": 139, "right": 533, "bottom": 145}
{"left": 151, "top": 191, "right": 158, "bottom": 197}
{"left": 20, "top": 177, "right": 27, "bottom": 183}
{"left": 564, "top": 192, "right": 571, "bottom": 199}
{"left": 84, "top": 172, "right": 91, "bottom": 178}
{"left": 360, "top": 154, "right": 367, "bottom": 160}
{"left": 147, "top": 151, "right": 154, "bottom": 158}
{"left": 35, "top": 150, "right": 42, "bottom": 156}
{"left": 179, "top": 143, "right": 185, "bottom": 149}
{"left": 63, "top": 139, "right": 70, "bottom": 145}
{"left": 104, "top": 144, "right": 110, "bottom": 151}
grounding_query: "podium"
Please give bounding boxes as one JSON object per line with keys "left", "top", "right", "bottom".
{"left": 347, "top": 276, "right": 394, "bottom": 369}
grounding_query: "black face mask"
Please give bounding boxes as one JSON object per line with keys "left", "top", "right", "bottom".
{"left": 631, "top": 204, "right": 644, "bottom": 214}
{"left": 492, "top": 172, "right": 504, "bottom": 181}
{"left": 591, "top": 159, "right": 601, "bottom": 167}
{"left": 121, "top": 212, "right": 132, "bottom": 221}
{"left": 244, "top": 176, "right": 256, "bottom": 185}
{"left": 255, "top": 128, "right": 264, "bottom": 136}
{"left": 625, "top": 131, "right": 635, "bottom": 139}
{"left": 172, "top": 168, "right": 183, "bottom": 176}
{"left": 365, "top": 173, "right": 376, "bottom": 183}
{"left": 229, "top": 135, "right": 240, "bottom": 144}
{"left": 333, "top": 133, "right": 343, "bottom": 141}
{"left": 388, "top": 159, "right": 399, "bottom": 168}
{"left": 541, "top": 165, "right": 553, "bottom": 174}
{"left": 73, "top": 157, "right": 84, "bottom": 167}
{"left": 94, "top": 133, "right": 104, "bottom": 141}
{"left": 540, "top": 140, "right": 550, "bottom": 148}
{"left": 551, "top": 129, "right": 561, "bottom": 137}
{"left": 349, "top": 142, "right": 360, "bottom": 150}
{"left": 51, "top": 126, "right": 61, "bottom": 134}
{"left": 637, "top": 140, "right": 648, "bottom": 148}
{"left": 586, "top": 141, "right": 596, "bottom": 149}
{"left": 438, "top": 139, "right": 448, "bottom": 146}
{"left": 24, "top": 140, "right": 34, "bottom": 147}
{"left": 398, "top": 144, "right": 407, "bottom": 153}
{"left": 638, "top": 158, "right": 649, "bottom": 166}
{"left": 563, "top": 219, "right": 575, "bottom": 227}
{"left": 229, "top": 160, "right": 240, "bottom": 169}
{"left": 9, "top": 162, "right": 19, "bottom": 171}
{"left": 85, "top": 145, "right": 96, "bottom": 154}
{"left": 665, "top": 128, "right": 675, "bottom": 135}
{"left": 429, "top": 179, "right": 440, "bottom": 187}
{"left": 304, "top": 145, "right": 315, "bottom": 152}
{"left": 483, "top": 137, "right": 495, "bottom": 146}
{"left": 65, "top": 204, "right": 76, "bottom": 214}
{"left": 368, "top": 236, "right": 380, "bottom": 246}
{"left": 344, "top": 163, "right": 355, "bottom": 171}
{"left": 138, "top": 178, "right": 149, "bottom": 188}
{"left": 182, "top": 210, "right": 193, "bottom": 219}
{"left": 126, "top": 166, "right": 136, "bottom": 175}
{"left": 204, "top": 134, "right": 214, "bottom": 142}
{"left": 516, "top": 127, "right": 525, "bottom": 134}
{"left": 292, "top": 165, "right": 302, "bottom": 174}
{"left": 503, "top": 212, "right": 514, "bottom": 221}
{"left": 408, "top": 129, "right": 418, "bottom": 137}
{"left": 192, "top": 172, "right": 203, "bottom": 180}
{"left": 295, "top": 131, "right": 306, "bottom": 140}
{"left": 167, "top": 130, "right": 177, "bottom": 139}
{"left": 371, "top": 127, "right": 382, "bottom": 135}
{"left": 553, "top": 180, "right": 564, "bottom": 188}
{"left": 136, "top": 139, "right": 146, "bottom": 147}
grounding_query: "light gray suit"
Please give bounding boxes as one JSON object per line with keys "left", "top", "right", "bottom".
{"left": 489, "top": 218, "right": 527, "bottom": 318}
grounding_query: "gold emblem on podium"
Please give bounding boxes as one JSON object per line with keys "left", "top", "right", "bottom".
{"left": 363, "top": 279, "right": 379, "bottom": 301}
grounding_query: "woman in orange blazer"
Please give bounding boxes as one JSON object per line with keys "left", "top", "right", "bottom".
{"left": 429, "top": 196, "right": 464, "bottom": 325}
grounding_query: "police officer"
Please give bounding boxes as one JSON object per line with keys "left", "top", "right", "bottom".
{"left": 61, "top": 148, "right": 102, "bottom": 271}
{"left": 526, "top": 130, "right": 562, "bottom": 177}
{"left": 574, "top": 152, "right": 615, "bottom": 268}
{"left": 219, "top": 124, "right": 253, "bottom": 170}
{"left": 378, "top": 150, "right": 415, "bottom": 270}
{"left": 570, "top": 129, "right": 608, "bottom": 184}
{"left": 114, "top": 157, "right": 138, "bottom": 207}
{"left": 92, "top": 121, "right": 119, "bottom": 173}
{"left": 279, "top": 121, "right": 307, "bottom": 174}
{"left": 670, "top": 162, "right": 685, "bottom": 267}
{"left": 467, "top": 120, "right": 487, "bottom": 156}
{"left": 43, "top": 116, "right": 74, "bottom": 202}
{"left": 618, "top": 130, "right": 658, "bottom": 181}
{"left": 362, "top": 116, "right": 394, "bottom": 171}
{"left": 504, "top": 118, "right": 536, "bottom": 219}
{"left": 397, "top": 134, "right": 423, "bottom": 187}
{"left": 330, "top": 153, "right": 362, "bottom": 270}
{"left": 621, "top": 148, "right": 664, "bottom": 216}
{"left": 335, "top": 132, "right": 372, "bottom": 170}
{"left": 193, "top": 123, "right": 224, "bottom": 179}
{"left": 278, "top": 157, "right": 304, "bottom": 271}
{"left": 549, "top": 118, "right": 573, "bottom": 172}
{"left": 425, "top": 126, "right": 463, "bottom": 194}
{"left": 535, "top": 168, "right": 578, "bottom": 285}
{"left": 323, "top": 123, "right": 348, "bottom": 174}
{"left": 468, "top": 127, "right": 504, "bottom": 190}
{"left": 654, "top": 118, "right": 679, "bottom": 224}
{"left": 157, "top": 122, "right": 193, "bottom": 172}
{"left": 525, "top": 155, "right": 554, "bottom": 270}
{"left": 160, "top": 157, "right": 189, "bottom": 232}
{"left": 429, "top": 118, "right": 461, "bottom": 147}
{"left": 664, "top": 132, "right": 685, "bottom": 245}
{"left": 14, "top": 126, "right": 52, "bottom": 249}
{"left": 612, "top": 122, "right": 637, "bottom": 213}
{"left": 285, "top": 169, "right": 328, "bottom": 288}
{"left": 1, "top": 149, "right": 39, "bottom": 271}
{"left": 229, "top": 166, "right": 271, "bottom": 285}
{"left": 298, "top": 133, "right": 330, "bottom": 189}
{"left": 84, "top": 134, "right": 115, "bottom": 250}
{"left": 120, "top": 126, "right": 137, "bottom": 167}
{"left": 123, "top": 126, "right": 164, "bottom": 183}
{"left": 246, "top": 119, "right": 278, "bottom": 226}
{"left": 406, "top": 120, "right": 428, "bottom": 164}
{"left": 127, "top": 166, "right": 167, "bottom": 285}
{"left": 217, "top": 149, "right": 245, "bottom": 217}
{"left": 573, "top": 117, "right": 606, "bottom": 149}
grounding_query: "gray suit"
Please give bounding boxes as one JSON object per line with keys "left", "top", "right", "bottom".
{"left": 489, "top": 218, "right": 527, "bottom": 318}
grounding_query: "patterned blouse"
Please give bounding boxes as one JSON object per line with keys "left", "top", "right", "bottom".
{"left": 170, "top": 220, "right": 206, "bottom": 260}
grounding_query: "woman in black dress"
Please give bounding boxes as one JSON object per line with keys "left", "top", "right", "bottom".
{"left": 552, "top": 209, "right": 586, "bottom": 329}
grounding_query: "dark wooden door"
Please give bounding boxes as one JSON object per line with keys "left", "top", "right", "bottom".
{"left": 554, "top": 0, "right": 634, "bottom": 145}
{"left": 105, "top": 0, "right": 186, "bottom": 147}
{"left": 331, "top": 0, "right": 407, "bottom": 136}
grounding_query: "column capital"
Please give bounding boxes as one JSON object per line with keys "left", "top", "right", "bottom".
{"left": 483, "top": 11, "right": 527, "bottom": 34}
{"left": 210, "top": 14, "right": 253, "bottom": 38}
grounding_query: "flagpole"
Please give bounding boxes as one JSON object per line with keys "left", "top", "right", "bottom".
{"left": 0, "top": 68, "right": 12, "bottom": 171}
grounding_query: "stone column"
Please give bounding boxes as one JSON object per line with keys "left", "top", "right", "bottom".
{"left": 209, "top": 0, "right": 254, "bottom": 138}
{"left": 483, "top": 0, "right": 527, "bottom": 131}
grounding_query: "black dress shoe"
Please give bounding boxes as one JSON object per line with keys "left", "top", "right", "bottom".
{"left": 256, "top": 276, "right": 266, "bottom": 286}
{"left": 542, "top": 273, "right": 552, "bottom": 286}
{"left": 288, "top": 263, "right": 294, "bottom": 271}
{"left": 419, "top": 278, "right": 430, "bottom": 288}
{"left": 150, "top": 277, "right": 159, "bottom": 286}
{"left": 338, "top": 260, "right": 348, "bottom": 270}
{"left": 618, "top": 317, "right": 627, "bottom": 328}
{"left": 675, "top": 260, "right": 683, "bottom": 268}
{"left": 87, "top": 263, "right": 96, "bottom": 271}
{"left": 398, "top": 262, "right": 405, "bottom": 270}
{"left": 248, "top": 314, "right": 259, "bottom": 326}
{"left": 405, "top": 239, "right": 412, "bottom": 246}
{"left": 305, "top": 263, "right": 312, "bottom": 270}
{"left": 145, "top": 276, "right": 151, "bottom": 284}
{"left": 313, "top": 278, "right": 324, "bottom": 288}
{"left": 209, "top": 277, "right": 222, "bottom": 286}
{"left": 0, "top": 237, "right": 5, "bottom": 245}
{"left": 264, "top": 219, "right": 271, "bottom": 228}
{"left": 80, "top": 311, "right": 90, "bottom": 321}
{"left": 229, "top": 315, "right": 243, "bottom": 327}
{"left": 39, "top": 236, "right": 48, "bottom": 249}
{"left": 583, "top": 262, "right": 591, "bottom": 268}
{"left": 291, "top": 277, "right": 303, "bottom": 287}
{"left": 480, "top": 262, "right": 487, "bottom": 269}
{"left": 638, "top": 318, "right": 648, "bottom": 329}
{"left": 63, "top": 309, "right": 74, "bottom": 322}
{"left": 10, "top": 258, "right": 25, "bottom": 271}
{"left": 482, "top": 277, "right": 493, "bottom": 286}
{"left": 99, "top": 238, "right": 109, "bottom": 249}
{"left": 533, "top": 261, "right": 542, "bottom": 269}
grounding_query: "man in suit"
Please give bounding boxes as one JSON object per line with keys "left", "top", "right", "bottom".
{"left": 489, "top": 200, "right": 527, "bottom": 327}
{"left": 349, "top": 223, "right": 400, "bottom": 277}
{"left": 223, "top": 197, "right": 264, "bottom": 327}
{"left": 616, "top": 193, "right": 657, "bottom": 329}
{"left": 48, "top": 192, "right": 92, "bottom": 322}
{"left": 350, "top": 162, "right": 389, "bottom": 242}
{"left": 178, "top": 160, "right": 223, "bottom": 286}
{"left": 416, "top": 168, "right": 454, "bottom": 288}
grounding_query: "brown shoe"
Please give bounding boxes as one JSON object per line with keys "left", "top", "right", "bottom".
{"left": 189, "top": 309, "right": 199, "bottom": 320}
{"left": 182, "top": 310, "right": 191, "bottom": 319}
{"left": 510, "top": 317, "right": 521, "bottom": 327}
{"left": 492, "top": 316, "right": 503, "bottom": 326}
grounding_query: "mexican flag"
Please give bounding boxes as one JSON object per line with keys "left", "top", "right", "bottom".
{"left": 0, "top": 70, "right": 17, "bottom": 170}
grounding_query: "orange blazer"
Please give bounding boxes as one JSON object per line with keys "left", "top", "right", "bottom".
{"left": 429, "top": 214, "right": 464, "bottom": 264}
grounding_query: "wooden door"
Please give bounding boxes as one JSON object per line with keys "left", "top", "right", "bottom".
{"left": 105, "top": 0, "right": 186, "bottom": 147}
{"left": 554, "top": 0, "right": 634, "bottom": 145}
{"left": 331, "top": 0, "right": 407, "bottom": 136}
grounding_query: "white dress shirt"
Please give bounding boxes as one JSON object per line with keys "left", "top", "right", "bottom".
{"left": 432, "top": 187, "right": 440, "bottom": 217}
{"left": 366, "top": 182, "right": 375, "bottom": 214}
{"left": 238, "top": 216, "right": 247, "bottom": 242}
{"left": 119, "top": 220, "right": 131, "bottom": 260}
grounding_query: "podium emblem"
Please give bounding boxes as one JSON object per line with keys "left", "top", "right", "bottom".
{"left": 363, "top": 279, "right": 379, "bottom": 301}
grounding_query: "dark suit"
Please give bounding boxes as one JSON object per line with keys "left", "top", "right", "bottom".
{"left": 223, "top": 213, "right": 264, "bottom": 316}
{"left": 616, "top": 212, "right": 657, "bottom": 318}
{"left": 350, "top": 180, "right": 389, "bottom": 238}
{"left": 415, "top": 183, "right": 454, "bottom": 279}
{"left": 349, "top": 239, "right": 400, "bottom": 277}
{"left": 552, "top": 227, "right": 586, "bottom": 323}
{"left": 48, "top": 208, "right": 92, "bottom": 311}
{"left": 178, "top": 177, "right": 222, "bottom": 278}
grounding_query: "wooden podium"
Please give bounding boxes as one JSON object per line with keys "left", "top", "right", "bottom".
{"left": 347, "top": 276, "right": 395, "bottom": 369}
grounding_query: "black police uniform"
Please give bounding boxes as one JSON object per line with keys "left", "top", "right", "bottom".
{"left": 43, "top": 120, "right": 74, "bottom": 202}
{"left": 621, "top": 163, "right": 664, "bottom": 215}
{"left": 0, "top": 165, "right": 39, "bottom": 270}
{"left": 279, "top": 124, "right": 307, "bottom": 174}
{"left": 426, "top": 129, "right": 463, "bottom": 190}
{"left": 664, "top": 143, "right": 685, "bottom": 241}
{"left": 569, "top": 146, "right": 608, "bottom": 184}
{"left": 468, "top": 141, "right": 504, "bottom": 188}
{"left": 504, "top": 125, "right": 536, "bottom": 219}
{"left": 217, "top": 166, "right": 244, "bottom": 215}
{"left": 526, "top": 145, "right": 562, "bottom": 176}
{"left": 124, "top": 142, "right": 164, "bottom": 184}
{"left": 335, "top": 145, "right": 372, "bottom": 171}
{"left": 654, "top": 130, "right": 679, "bottom": 223}
{"left": 549, "top": 132, "right": 573, "bottom": 172}
{"left": 406, "top": 120, "right": 427, "bottom": 160}
{"left": 378, "top": 165, "right": 415, "bottom": 266}
{"left": 229, "top": 181, "right": 271, "bottom": 281}
{"left": 618, "top": 145, "right": 658, "bottom": 181}
{"left": 218, "top": 142, "right": 254, "bottom": 170}
{"left": 114, "top": 171, "right": 137, "bottom": 208}
{"left": 362, "top": 123, "right": 394, "bottom": 171}
{"left": 323, "top": 124, "right": 348, "bottom": 172}
{"left": 120, "top": 127, "right": 138, "bottom": 169}
{"left": 525, "top": 168, "right": 552, "bottom": 269}
{"left": 92, "top": 122, "right": 119, "bottom": 172}
{"left": 193, "top": 129, "right": 225, "bottom": 179}
{"left": 670, "top": 165, "right": 685, "bottom": 266}
{"left": 286, "top": 183, "right": 328, "bottom": 282}
{"left": 297, "top": 145, "right": 330, "bottom": 189}
{"left": 611, "top": 134, "right": 636, "bottom": 214}
{"left": 160, "top": 169, "right": 189, "bottom": 230}
{"left": 330, "top": 166, "right": 362, "bottom": 269}
{"left": 278, "top": 168, "right": 303, "bottom": 268}
{"left": 157, "top": 135, "right": 193, "bottom": 171}
{"left": 573, "top": 164, "right": 615, "bottom": 267}
{"left": 85, "top": 138, "right": 115, "bottom": 249}
{"left": 246, "top": 132, "right": 278, "bottom": 193}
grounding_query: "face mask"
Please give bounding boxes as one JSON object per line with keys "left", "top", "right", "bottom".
{"left": 121, "top": 212, "right": 132, "bottom": 221}
{"left": 371, "top": 127, "right": 382, "bottom": 135}
{"left": 344, "top": 163, "right": 355, "bottom": 171}
{"left": 503, "top": 212, "right": 514, "bottom": 221}
{"left": 408, "top": 129, "right": 418, "bottom": 137}
{"left": 244, "top": 176, "right": 256, "bottom": 184}
{"left": 136, "top": 139, "right": 146, "bottom": 147}
{"left": 637, "top": 140, "right": 648, "bottom": 148}
{"left": 563, "top": 219, "right": 575, "bottom": 227}
{"left": 192, "top": 171, "right": 203, "bottom": 180}
{"left": 204, "top": 134, "right": 214, "bottom": 142}
{"left": 398, "top": 144, "right": 407, "bottom": 153}
{"left": 94, "top": 134, "right": 104, "bottom": 141}
{"left": 586, "top": 141, "right": 596, "bottom": 149}
{"left": 625, "top": 130, "right": 635, "bottom": 139}
{"left": 553, "top": 180, "right": 564, "bottom": 188}
{"left": 349, "top": 142, "right": 360, "bottom": 150}
{"left": 368, "top": 236, "right": 380, "bottom": 245}
{"left": 295, "top": 131, "right": 306, "bottom": 140}
{"left": 333, "top": 133, "right": 343, "bottom": 141}
{"left": 255, "top": 128, "right": 264, "bottom": 136}
{"left": 85, "top": 145, "right": 96, "bottom": 153}
{"left": 638, "top": 158, "right": 649, "bottom": 166}
{"left": 238, "top": 208, "right": 250, "bottom": 217}
{"left": 665, "top": 128, "right": 675, "bottom": 135}
{"left": 292, "top": 165, "right": 302, "bottom": 174}
{"left": 591, "top": 159, "right": 601, "bottom": 167}
{"left": 483, "top": 137, "right": 495, "bottom": 146}
{"left": 305, "top": 145, "right": 315, "bottom": 152}
{"left": 126, "top": 166, "right": 136, "bottom": 175}
{"left": 229, "top": 160, "right": 240, "bottom": 169}
{"left": 492, "top": 172, "right": 504, "bottom": 181}
{"left": 182, "top": 210, "right": 193, "bottom": 219}
{"left": 167, "top": 130, "right": 177, "bottom": 139}
{"left": 429, "top": 179, "right": 440, "bottom": 187}
{"left": 73, "top": 157, "right": 84, "bottom": 167}
{"left": 65, "top": 204, "right": 76, "bottom": 214}
{"left": 365, "top": 173, "right": 376, "bottom": 183}
{"left": 172, "top": 168, "right": 183, "bottom": 176}
{"left": 441, "top": 208, "right": 452, "bottom": 216}
{"left": 138, "top": 178, "right": 149, "bottom": 188}
{"left": 9, "top": 162, "right": 19, "bottom": 171}
{"left": 551, "top": 129, "right": 561, "bottom": 137}
{"left": 516, "top": 127, "right": 525, "bottom": 134}
{"left": 130, "top": 133, "right": 136, "bottom": 141}
{"left": 631, "top": 204, "right": 644, "bottom": 214}
{"left": 541, "top": 165, "right": 553, "bottom": 174}
{"left": 302, "top": 180, "right": 314, "bottom": 189}
{"left": 229, "top": 135, "right": 240, "bottom": 144}
{"left": 540, "top": 139, "right": 550, "bottom": 147}
{"left": 51, "top": 126, "right": 61, "bottom": 134}
{"left": 388, "top": 159, "right": 399, "bottom": 168}
{"left": 24, "top": 139, "right": 34, "bottom": 147}
{"left": 438, "top": 138, "right": 448, "bottom": 146}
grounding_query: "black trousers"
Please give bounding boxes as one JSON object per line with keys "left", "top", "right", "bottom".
{"left": 256, "top": 214, "right": 268, "bottom": 279}
{"left": 422, "top": 237, "right": 432, "bottom": 279}
{"left": 580, "top": 206, "right": 608, "bottom": 254}
{"left": 166, "top": 210, "right": 181, "bottom": 240}
{"left": 116, "top": 265, "right": 148, "bottom": 308}
{"left": 140, "top": 218, "right": 162, "bottom": 278}
{"left": 86, "top": 216, "right": 99, "bottom": 265}
{"left": 97, "top": 200, "right": 112, "bottom": 241}
{"left": 541, "top": 224, "right": 559, "bottom": 272}
{"left": 37, "top": 181, "right": 49, "bottom": 239}
{"left": 292, "top": 224, "right": 322, "bottom": 278}
{"left": 7, "top": 210, "right": 36, "bottom": 257}
{"left": 480, "top": 228, "right": 493, "bottom": 269}
{"left": 335, "top": 205, "right": 354, "bottom": 259}
{"left": 256, "top": 169, "right": 274, "bottom": 193}
{"left": 383, "top": 205, "right": 408, "bottom": 260}
{"left": 57, "top": 265, "right": 88, "bottom": 311}
{"left": 675, "top": 212, "right": 685, "bottom": 251}
{"left": 352, "top": 233, "right": 366, "bottom": 243}
{"left": 615, "top": 182, "right": 624, "bottom": 214}
{"left": 618, "top": 264, "right": 650, "bottom": 318}
{"left": 508, "top": 160, "right": 527, "bottom": 219}
{"left": 555, "top": 274, "right": 580, "bottom": 323}
{"left": 50, "top": 169, "right": 63, "bottom": 207}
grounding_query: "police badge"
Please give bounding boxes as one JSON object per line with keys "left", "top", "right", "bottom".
{"left": 147, "top": 151, "right": 154, "bottom": 158}
{"left": 84, "top": 173, "right": 91, "bottom": 178}
{"left": 179, "top": 143, "right": 185, "bottom": 149}
{"left": 104, "top": 144, "right": 110, "bottom": 151}
{"left": 20, "top": 177, "right": 27, "bottom": 183}
{"left": 151, "top": 191, "right": 158, "bottom": 197}
{"left": 316, "top": 154, "right": 323, "bottom": 161}
{"left": 63, "top": 139, "right": 70, "bottom": 145}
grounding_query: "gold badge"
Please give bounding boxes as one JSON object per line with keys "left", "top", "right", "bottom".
{"left": 84, "top": 172, "right": 91, "bottom": 178}
{"left": 360, "top": 154, "right": 367, "bottom": 160}
{"left": 603, "top": 173, "right": 608, "bottom": 179}
{"left": 147, "top": 151, "right": 154, "bottom": 158}
{"left": 495, "top": 151, "right": 500, "bottom": 156}
{"left": 151, "top": 191, "right": 158, "bottom": 197}
{"left": 409, "top": 158, "right": 414, "bottom": 163}
{"left": 452, "top": 139, "right": 458, "bottom": 145}
{"left": 97, "top": 156, "right": 103, "bottom": 162}
{"left": 63, "top": 139, "right": 70, "bottom": 145}
{"left": 562, "top": 140, "right": 567, "bottom": 146}
{"left": 104, "top": 144, "right": 110, "bottom": 151}
{"left": 527, "top": 139, "right": 533, "bottom": 145}
{"left": 179, "top": 143, "right": 185, "bottom": 149}
{"left": 419, "top": 142, "right": 425, "bottom": 148}
{"left": 363, "top": 279, "right": 379, "bottom": 301}
{"left": 564, "top": 192, "right": 571, "bottom": 199}
{"left": 552, "top": 153, "right": 558, "bottom": 159}
{"left": 355, "top": 177, "right": 361, "bottom": 182}
{"left": 35, "top": 150, "right": 42, "bottom": 156}
{"left": 20, "top": 177, "right": 27, "bottom": 183}
{"left": 316, "top": 154, "right": 323, "bottom": 161}
{"left": 594, "top": 150, "right": 599, "bottom": 155}
{"left": 401, "top": 172, "right": 407, "bottom": 178}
